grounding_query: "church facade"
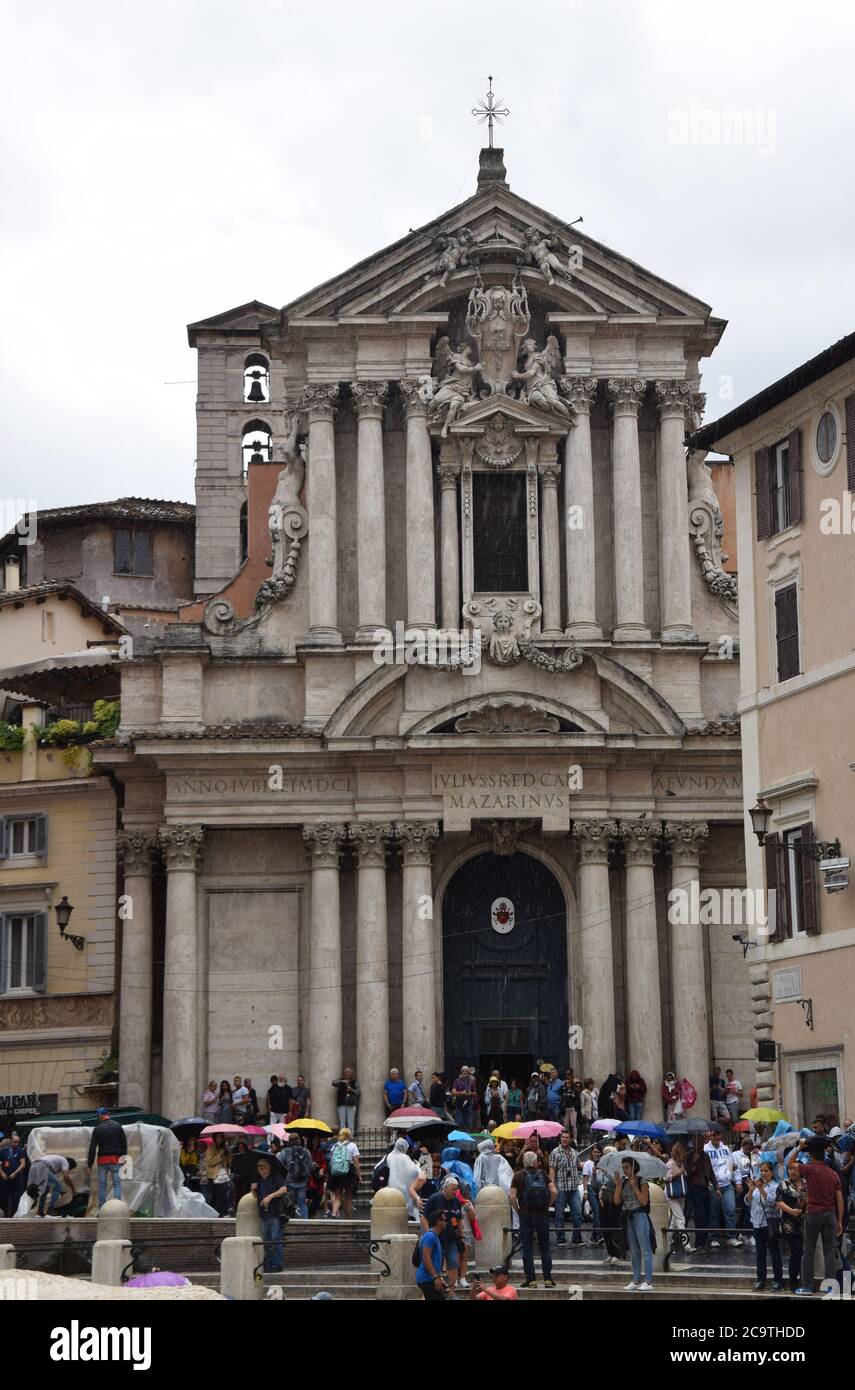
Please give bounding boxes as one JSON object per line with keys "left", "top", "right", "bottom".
{"left": 102, "top": 148, "right": 751, "bottom": 1127}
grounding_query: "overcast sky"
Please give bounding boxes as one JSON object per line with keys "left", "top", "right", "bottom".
{"left": 1, "top": 0, "right": 853, "bottom": 511}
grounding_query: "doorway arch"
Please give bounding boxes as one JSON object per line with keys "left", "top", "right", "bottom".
{"left": 441, "top": 849, "right": 569, "bottom": 1084}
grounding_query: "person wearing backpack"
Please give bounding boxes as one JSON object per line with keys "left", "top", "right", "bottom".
{"left": 511, "top": 1150, "right": 557, "bottom": 1288}
{"left": 281, "top": 1137, "right": 313, "bottom": 1218}
{"left": 328, "top": 1127, "right": 361, "bottom": 1219}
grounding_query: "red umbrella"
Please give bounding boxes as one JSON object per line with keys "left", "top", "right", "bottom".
{"left": 732, "top": 1120, "right": 750, "bottom": 1132}
{"left": 388, "top": 1106, "right": 437, "bottom": 1119}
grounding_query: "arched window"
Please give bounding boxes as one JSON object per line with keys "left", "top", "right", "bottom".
{"left": 241, "top": 420, "right": 272, "bottom": 470}
{"left": 239, "top": 500, "right": 248, "bottom": 563}
{"left": 244, "top": 353, "right": 270, "bottom": 404}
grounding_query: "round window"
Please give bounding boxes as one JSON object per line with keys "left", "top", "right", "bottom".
{"left": 816, "top": 410, "right": 838, "bottom": 465}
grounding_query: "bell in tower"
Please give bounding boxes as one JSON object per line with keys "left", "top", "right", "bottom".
{"left": 246, "top": 370, "right": 266, "bottom": 403}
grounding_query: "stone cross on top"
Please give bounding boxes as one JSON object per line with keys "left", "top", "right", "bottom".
{"left": 471, "top": 75, "right": 509, "bottom": 149}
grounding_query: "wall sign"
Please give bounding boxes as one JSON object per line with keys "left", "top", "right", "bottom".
{"left": 0, "top": 1091, "right": 40, "bottom": 1117}
{"left": 772, "top": 966, "right": 803, "bottom": 1003}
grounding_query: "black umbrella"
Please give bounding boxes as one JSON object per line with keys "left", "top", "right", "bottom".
{"left": 231, "top": 1149, "right": 287, "bottom": 1185}
{"left": 666, "top": 1117, "right": 722, "bottom": 1136}
{"left": 171, "top": 1117, "right": 210, "bottom": 1142}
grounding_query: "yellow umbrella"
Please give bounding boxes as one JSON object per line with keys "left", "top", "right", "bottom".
{"left": 739, "top": 1107, "right": 789, "bottom": 1124}
{"left": 491, "top": 1122, "right": 524, "bottom": 1142}
{"left": 285, "top": 1118, "right": 333, "bottom": 1134}
{"left": 539, "top": 1062, "right": 555, "bottom": 1074}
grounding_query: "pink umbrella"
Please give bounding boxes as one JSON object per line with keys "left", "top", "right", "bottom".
{"left": 243, "top": 1125, "right": 267, "bottom": 1135}
{"left": 388, "top": 1106, "right": 437, "bottom": 1119}
{"left": 514, "top": 1120, "right": 564, "bottom": 1139}
{"left": 264, "top": 1123, "right": 291, "bottom": 1141}
{"left": 200, "top": 1123, "right": 246, "bottom": 1136}
{"left": 591, "top": 1118, "right": 620, "bottom": 1132}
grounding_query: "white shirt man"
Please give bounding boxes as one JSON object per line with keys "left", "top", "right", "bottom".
{"left": 704, "top": 1139, "right": 744, "bottom": 1248}
{"left": 724, "top": 1072, "right": 744, "bottom": 1122}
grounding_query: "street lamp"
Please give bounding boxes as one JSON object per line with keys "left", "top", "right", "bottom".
{"left": 55, "top": 896, "right": 85, "bottom": 952}
{"left": 748, "top": 801, "right": 772, "bottom": 846}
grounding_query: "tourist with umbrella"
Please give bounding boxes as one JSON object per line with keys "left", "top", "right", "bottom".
{"left": 613, "top": 1154, "right": 656, "bottom": 1291}
{"left": 251, "top": 1154, "right": 290, "bottom": 1273}
{"left": 203, "top": 1133, "right": 231, "bottom": 1216}
{"left": 685, "top": 1135, "right": 717, "bottom": 1251}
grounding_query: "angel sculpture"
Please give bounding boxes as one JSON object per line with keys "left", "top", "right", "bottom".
{"left": 522, "top": 227, "right": 566, "bottom": 286}
{"left": 428, "top": 337, "right": 479, "bottom": 436}
{"left": 429, "top": 228, "right": 474, "bottom": 287}
{"left": 512, "top": 336, "right": 573, "bottom": 421}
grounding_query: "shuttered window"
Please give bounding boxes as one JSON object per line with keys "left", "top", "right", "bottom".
{"left": 0, "top": 912, "right": 47, "bottom": 993}
{"left": 774, "top": 583, "right": 800, "bottom": 682}
{"left": 0, "top": 814, "right": 48, "bottom": 858}
{"left": 764, "top": 831, "right": 785, "bottom": 942}
{"left": 764, "top": 824, "right": 819, "bottom": 940}
{"left": 755, "top": 447, "right": 771, "bottom": 540}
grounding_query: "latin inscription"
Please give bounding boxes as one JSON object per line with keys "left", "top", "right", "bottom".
{"left": 167, "top": 774, "right": 354, "bottom": 798}
{"left": 653, "top": 773, "right": 742, "bottom": 796}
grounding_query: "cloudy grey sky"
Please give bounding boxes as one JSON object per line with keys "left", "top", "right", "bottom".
{"left": 1, "top": 0, "right": 853, "bottom": 510}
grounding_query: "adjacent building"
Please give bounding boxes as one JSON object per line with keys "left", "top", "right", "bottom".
{"left": 691, "top": 330, "right": 855, "bottom": 1126}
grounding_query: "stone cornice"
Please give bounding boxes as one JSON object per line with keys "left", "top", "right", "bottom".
{"left": 158, "top": 823, "right": 204, "bottom": 870}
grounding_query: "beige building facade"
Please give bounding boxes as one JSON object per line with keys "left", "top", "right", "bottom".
{"left": 100, "top": 149, "right": 754, "bottom": 1127}
{"left": 692, "top": 330, "right": 855, "bottom": 1127}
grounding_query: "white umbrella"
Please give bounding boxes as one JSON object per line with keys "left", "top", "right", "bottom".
{"left": 383, "top": 1115, "right": 442, "bottom": 1132}
{"left": 597, "top": 1151, "right": 667, "bottom": 1180}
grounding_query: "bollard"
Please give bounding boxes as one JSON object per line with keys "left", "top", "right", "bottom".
{"left": 97, "top": 1197, "right": 131, "bottom": 1243}
{"left": 91, "top": 1238, "right": 132, "bottom": 1287}
{"left": 375, "top": 1231, "right": 420, "bottom": 1301}
{"left": 0, "top": 1245, "right": 16, "bottom": 1271}
{"left": 475, "top": 1185, "right": 512, "bottom": 1272}
{"left": 220, "top": 1236, "right": 264, "bottom": 1300}
{"left": 235, "top": 1191, "right": 262, "bottom": 1239}
{"left": 649, "top": 1184, "right": 669, "bottom": 1273}
{"left": 371, "top": 1186, "right": 408, "bottom": 1240}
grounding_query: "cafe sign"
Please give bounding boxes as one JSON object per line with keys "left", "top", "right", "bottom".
{"left": 0, "top": 1092, "right": 40, "bottom": 1117}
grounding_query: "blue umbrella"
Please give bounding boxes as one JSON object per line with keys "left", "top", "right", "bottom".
{"left": 447, "top": 1129, "right": 477, "bottom": 1144}
{"left": 614, "top": 1120, "right": 668, "bottom": 1140}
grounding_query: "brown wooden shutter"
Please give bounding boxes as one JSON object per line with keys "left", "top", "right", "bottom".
{"left": 774, "top": 584, "right": 800, "bottom": 681}
{"left": 755, "top": 447, "right": 771, "bottom": 539}
{"left": 765, "top": 831, "right": 785, "bottom": 941}
{"left": 799, "top": 822, "right": 819, "bottom": 935}
{"left": 845, "top": 394, "right": 855, "bottom": 494}
{"left": 787, "top": 429, "right": 802, "bottom": 526}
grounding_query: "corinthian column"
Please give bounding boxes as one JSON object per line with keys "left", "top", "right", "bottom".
{"left": 303, "top": 823, "right": 346, "bottom": 1126}
{"left": 438, "top": 461, "right": 461, "bottom": 631}
{"left": 572, "top": 819, "right": 618, "bottom": 1084}
{"left": 396, "top": 821, "right": 439, "bottom": 1081}
{"left": 349, "top": 823, "right": 392, "bottom": 1126}
{"left": 302, "top": 383, "right": 341, "bottom": 645}
{"left": 620, "top": 821, "right": 663, "bottom": 1091}
{"left": 608, "top": 379, "right": 650, "bottom": 641}
{"left": 538, "top": 461, "right": 563, "bottom": 637}
{"left": 655, "top": 381, "right": 696, "bottom": 641}
{"left": 158, "top": 824, "right": 204, "bottom": 1122}
{"left": 351, "top": 381, "right": 388, "bottom": 639}
{"left": 562, "top": 376, "right": 602, "bottom": 638}
{"left": 665, "top": 821, "right": 710, "bottom": 1118}
{"left": 400, "top": 381, "right": 436, "bottom": 630}
{"left": 117, "top": 831, "right": 156, "bottom": 1110}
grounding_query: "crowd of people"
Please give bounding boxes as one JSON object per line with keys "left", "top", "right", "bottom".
{"left": 0, "top": 1108, "right": 127, "bottom": 1217}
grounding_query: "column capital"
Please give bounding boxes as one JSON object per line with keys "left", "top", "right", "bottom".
{"left": 303, "top": 822, "right": 347, "bottom": 868}
{"left": 607, "top": 378, "right": 646, "bottom": 415}
{"left": 395, "top": 819, "right": 439, "bottom": 866}
{"left": 158, "top": 824, "right": 204, "bottom": 871}
{"left": 348, "top": 821, "right": 394, "bottom": 868}
{"left": 537, "top": 462, "right": 561, "bottom": 487}
{"left": 350, "top": 380, "right": 389, "bottom": 419}
{"left": 399, "top": 379, "right": 430, "bottom": 418}
{"left": 571, "top": 818, "right": 619, "bottom": 864}
{"left": 301, "top": 383, "right": 339, "bottom": 422}
{"left": 664, "top": 820, "right": 709, "bottom": 866}
{"left": 117, "top": 831, "right": 157, "bottom": 876}
{"left": 437, "top": 460, "right": 461, "bottom": 488}
{"left": 561, "top": 375, "right": 598, "bottom": 414}
{"left": 654, "top": 379, "right": 695, "bottom": 422}
{"left": 619, "top": 820, "right": 660, "bottom": 866}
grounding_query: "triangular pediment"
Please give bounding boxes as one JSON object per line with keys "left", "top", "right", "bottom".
{"left": 278, "top": 180, "right": 718, "bottom": 332}
{"left": 187, "top": 299, "right": 279, "bottom": 346}
{"left": 445, "top": 394, "right": 568, "bottom": 436}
